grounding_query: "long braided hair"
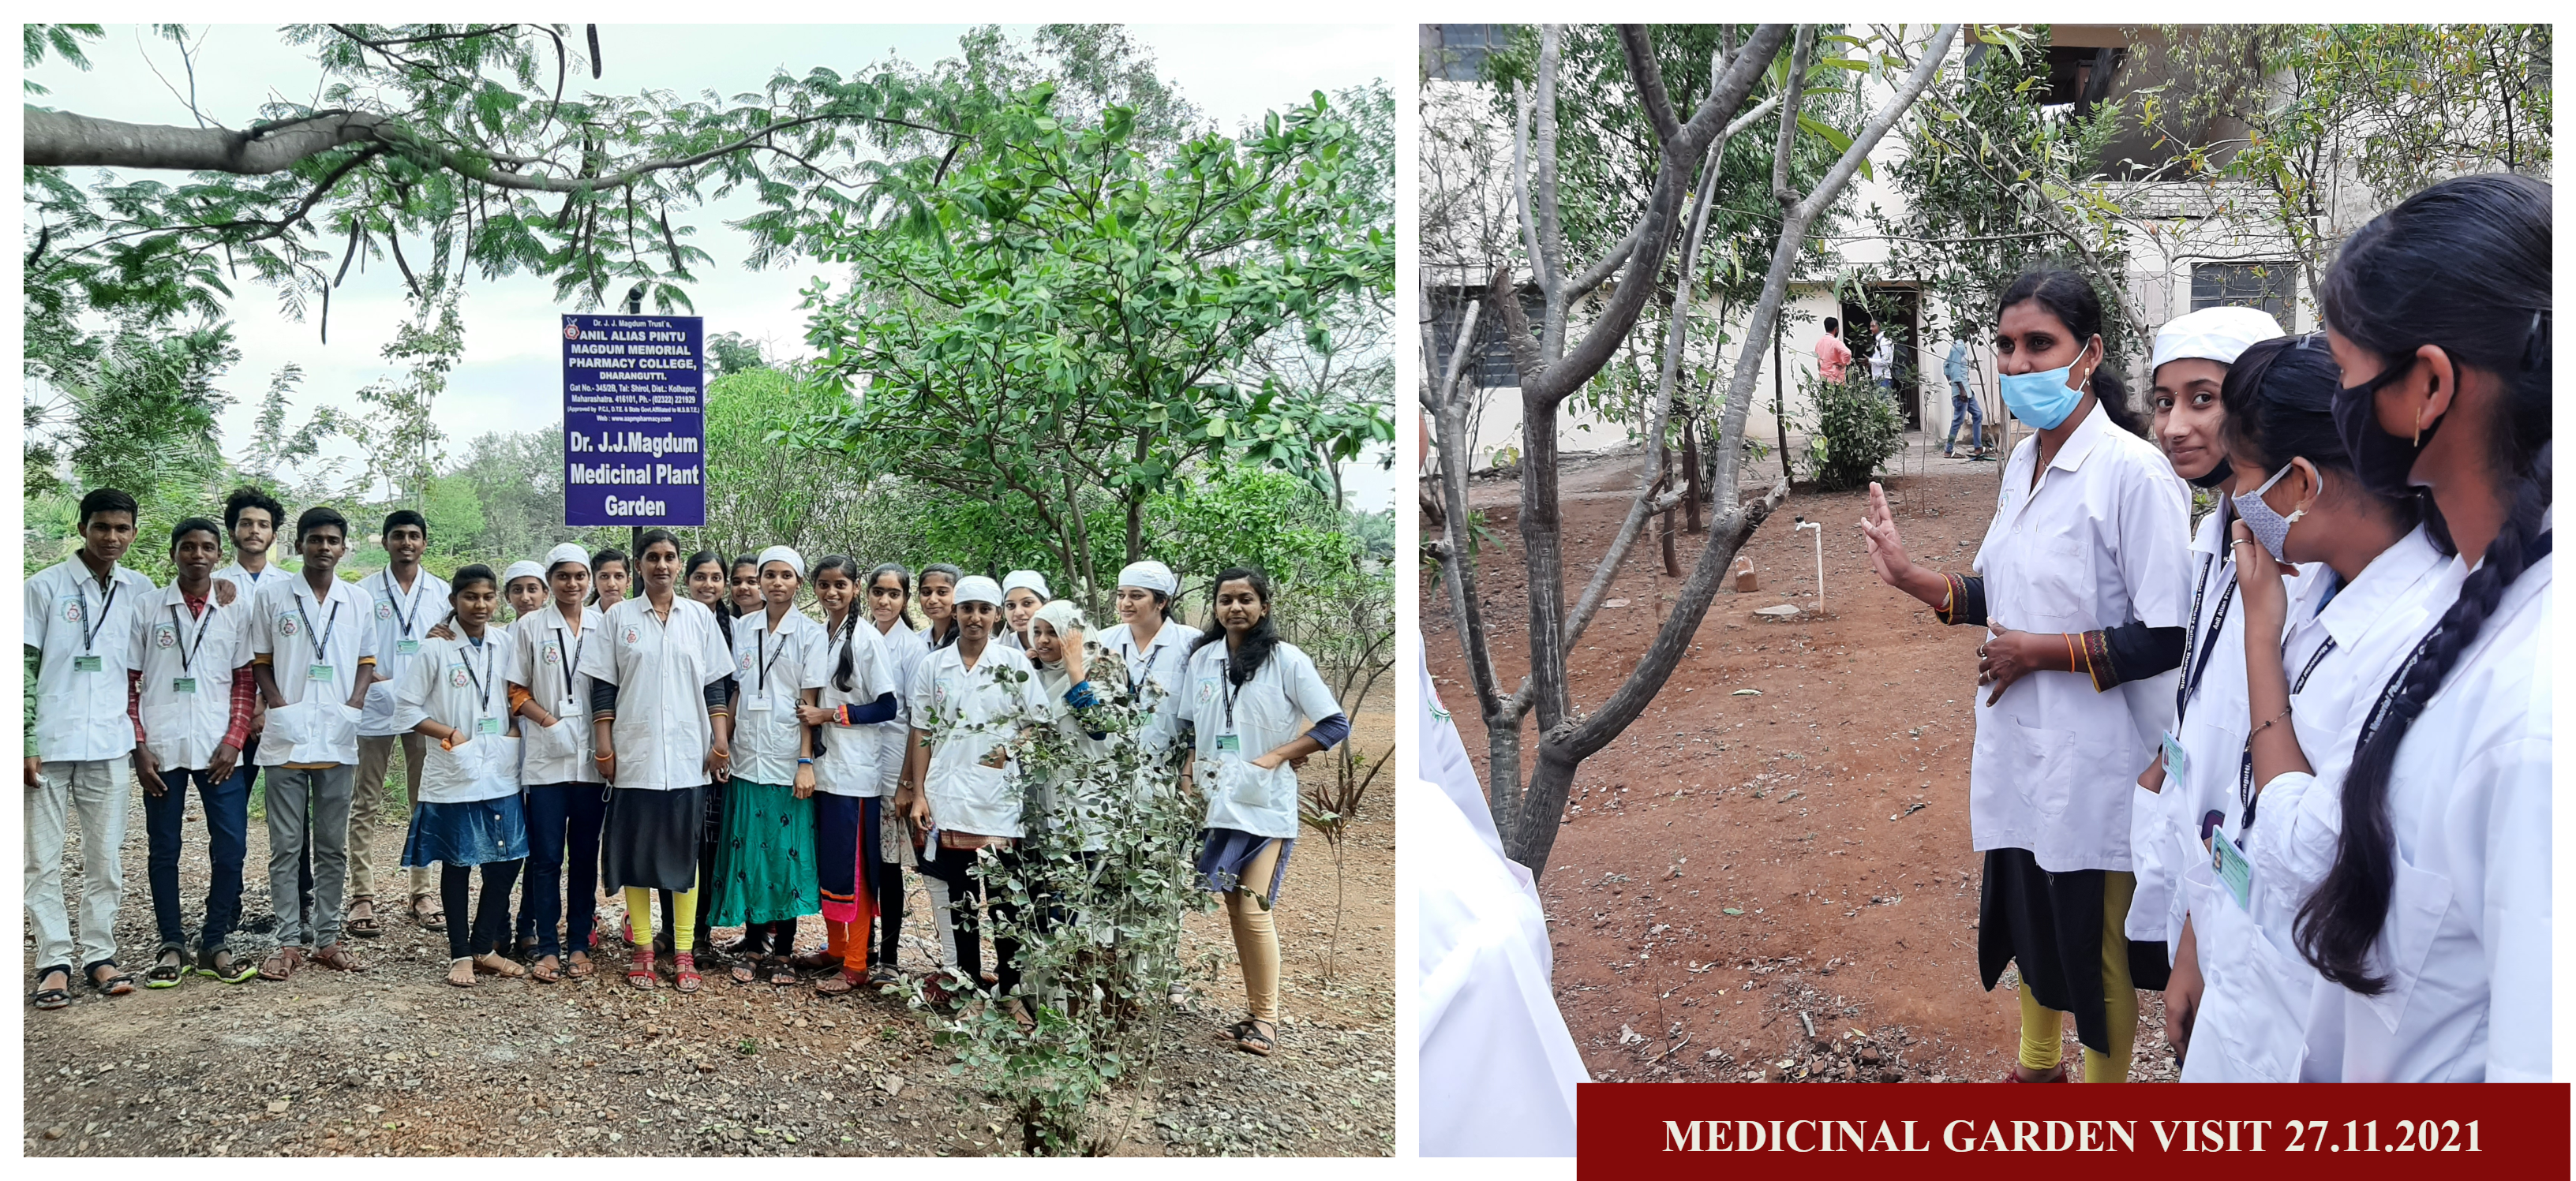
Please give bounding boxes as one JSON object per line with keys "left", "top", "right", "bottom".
{"left": 2295, "top": 174, "right": 2552, "bottom": 994}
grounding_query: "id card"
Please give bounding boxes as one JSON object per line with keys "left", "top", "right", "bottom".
{"left": 1215, "top": 733, "right": 1242, "bottom": 755}
{"left": 2212, "top": 832, "right": 2253, "bottom": 911}
{"left": 397, "top": 639, "right": 422, "bottom": 656}
{"left": 477, "top": 717, "right": 504, "bottom": 736}
{"left": 743, "top": 694, "right": 772, "bottom": 713}
{"left": 73, "top": 655, "right": 103, "bottom": 672}
{"left": 172, "top": 677, "right": 199, "bottom": 694}
{"left": 307, "top": 663, "right": 335, "bottom": 683}
{"left": 2160, "top": 730, "right": 2190, "bottom": 786}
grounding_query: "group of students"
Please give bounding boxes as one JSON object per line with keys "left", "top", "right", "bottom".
{"left": 1857, "top": 173, "right": 2550, "bottom": 1083}
{"left": 27, "top": 494, "right": 1350, "bottom": 1059}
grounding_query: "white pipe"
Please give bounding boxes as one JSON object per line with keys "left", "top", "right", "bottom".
{"left": 1795, "top": 518, "right": 1824, "bottom": 614}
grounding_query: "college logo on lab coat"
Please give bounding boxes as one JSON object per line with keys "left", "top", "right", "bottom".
{"left": 542, "top": 642, "right": 562, "bottom": 666}
{"left": 1196, "top": 677, "right": 1220, "bottom": 708}
{"left": 153, "top": 623, "right": 178, "bottom": 649}
{"left": 375, "top": 600, "right": 394, "bottom": 620}
{"left": 62, "top": 600, "right": 83, "bottom": 623}
{"left": 450, "top": 664, "right": 472, "bottom": 688}
{"left": 277, "top": 613, "right": 300, "bottom": 637}
{"left": 623, "top": 626, "right": 641, "bottom": 645}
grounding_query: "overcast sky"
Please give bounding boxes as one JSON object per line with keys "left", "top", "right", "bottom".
{"left": 28, "top": 24, "right": 1401, "bottom": 511}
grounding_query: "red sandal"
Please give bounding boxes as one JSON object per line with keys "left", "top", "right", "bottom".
{"left": 673, "top": 952, "right": 702, "bottom": 993}
{"left": 627, "top": 948, "right": 659, "bottom": 990}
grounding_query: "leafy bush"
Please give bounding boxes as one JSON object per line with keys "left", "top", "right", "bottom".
{"left": 1799, "top": 372, "right": 1905, "bottom": 491}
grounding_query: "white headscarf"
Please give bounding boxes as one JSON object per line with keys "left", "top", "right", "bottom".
{"left": 1001, "top": 570, "right": 1050, "bottom": 600}
{"left": 953, "top": 575, "right": 1004, "bottom": 607}
{"left": 756, "top": 545, "right": 806, "bottom": 581}
{"left": 543, "top": 542, "right": 590, "bottom": 574}
{"left": 1115, "top": 560, "right": 1178, "bottom": 598}
{"left": 2150, "top": 306, "right": 2285, "bottom": 377}
{"left": 503, "top": 560, "right": 547, "bottom": 589}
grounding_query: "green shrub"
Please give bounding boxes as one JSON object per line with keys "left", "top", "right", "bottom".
{"left": 1799, "top": 372, "right": 1905, "bottom": 491}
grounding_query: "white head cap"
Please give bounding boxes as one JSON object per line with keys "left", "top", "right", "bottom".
{"left": 503, "top": 560, "right": 547, "bottom": 588}
{"left": 2151, "top": 306, "right": 2285, "bottom": 378}
{"left": 1115, "top": 559, "right": 1178, "bottom": 598}
{"left": 756, "top": 545, "right": 806, "bottom": 581}
{"left": 1001, "top": 570, "right": 1050, "bottom": 600}
{"left": 543, "top": 542, "right": 590, "bottom": 574}
{"left": 953, "top": 575, "right": 1004, "bottom": 607}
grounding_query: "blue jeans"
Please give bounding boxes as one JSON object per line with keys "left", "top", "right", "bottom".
{"left": 144, "top": 764, "right": 252, "bottom": 954}
{"left": 1945, "top": 385, "right": 1986, "bottom": 451}
{"left": 521, "top": 782, "right": 608, "bottom": 959}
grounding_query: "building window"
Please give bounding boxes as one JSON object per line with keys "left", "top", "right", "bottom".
{"left": 1428, "top": 285, "right": 1541, "bottom": 389}
{"left": 2192, "top": 262, "right": 2297, "bottom": 327}
{"left": 1421, "top": 24, "right": 1511, "bottom": 84}
{"left": 2042, "top": 46, "right": 2128, "bottom": 115}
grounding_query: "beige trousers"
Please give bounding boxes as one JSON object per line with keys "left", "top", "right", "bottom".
{"left": 349, "top": 731, "right": 432, "bottom": 902}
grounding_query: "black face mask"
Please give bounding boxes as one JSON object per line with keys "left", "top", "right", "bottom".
{"left": 2330, "top": 356, "right": 2428, "bottom": 499}
{"left": 2186, "top": 457, "right": 2236, "bottom": 489}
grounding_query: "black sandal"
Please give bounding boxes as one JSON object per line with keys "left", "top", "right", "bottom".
{"left": 1234, "top": 1018, "right": 1276, "bottom": 1057}
{"left": 84, "top": 959, "right": 137, "bottom": 997}
{"left": 30, "top": 964, "right": 72, "bottom": 1011}
{"left": 144, "top": 949, "right": 186, "bottom": 989}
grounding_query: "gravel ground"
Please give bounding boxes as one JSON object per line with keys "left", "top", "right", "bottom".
{"left": 21, "top": 731, "right": 1393, "bottom": 1157}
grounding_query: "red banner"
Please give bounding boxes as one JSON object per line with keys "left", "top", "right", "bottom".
{"left": 1578, "top": 1083, "right": 2568, "bottom": 1178}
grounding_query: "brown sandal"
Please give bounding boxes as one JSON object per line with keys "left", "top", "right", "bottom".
{"left": 309, "top": 942, "right": 365, "bottom": 973}
{"left": 446, "top": 958, "right": 478, "bottom": 989}
{"left": 814, "top": 970, "right": 857, "bottom": 996}
{"left": 473, "top": 953, "right": 525, "bottom": 979}
{"left": 529, "top": 955, "right": 561, "bottom": 984}
{"left": 565, "top": 951, "right": 595, "bottom": 979}
{"left": 259, "top": 947, "right": 303, "bottom": 981}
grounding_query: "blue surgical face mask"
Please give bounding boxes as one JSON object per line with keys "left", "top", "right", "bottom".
{"left": 1998, "top": 340, "right": 2097, "bottom": 430}
{"left": 2232, "top": 461, "right": 2308, "bottom": 562}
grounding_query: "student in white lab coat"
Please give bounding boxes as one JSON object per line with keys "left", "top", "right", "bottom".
{"left": 895, "top": 575, "right": 1048, "bottom": 1006}
{"left": 848, "top": 562, "right": 930, "bottom": 985}
{"left": 588, "top": 547, "right": 631, "bottom": 613}
{"left": 351, "top": 509, "right": 451, "bottom": 939}
{"left": 2125, "top": 306, "right": 2290, "bottom": 987}
{"left": 507, "top": 543, "right": 606, "bottom": 983}
{"left": 395, "top": 566, "right": 531, "bottom": 989}
{"left": 25, "top": 488, "right": 155, "bottom": 1006}
{"left": 502, "top": 561, "right": 548, "bottom": 622}
{"left": 710, "top": 547, "right": 831, "bottom": 985}
{"left": 2276, "top": 174, "right": 2551, "bottom": 1082}
{"left": 129, "top": 518, "right": 261, "bottom": 987}
{"left": 1859, "top": 271, "right": 2193, "bottom": 1082}
{"left": 795, "top": 555, "right": 901, "bottom": 995}
{"left": 248, "top": 506, "right": 381, "bottom": 980}
{"left": 1170, "top": 567, "right": 1350, "bottom": 1058}
{"left": 580, "top": 529, "right": 736, "bottom": 992}
{"left": 999, "top": 570, "right": 1049, "bottom": 652}
{"left": 917, "top": 564, "right": 964, "bottom": 651}
{"left": 1098, "top": 560, "right": 1193, "bottom": 756}
{"left": 214, "top": 486, "right": 287, "bottom": 607}
{"left": 2156, "top": 334, "right": 2441, "bottom": 1078}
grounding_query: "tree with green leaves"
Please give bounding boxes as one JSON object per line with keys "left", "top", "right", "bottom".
{"left": 786, "top": 82, "right": 1393, "bottom": 611}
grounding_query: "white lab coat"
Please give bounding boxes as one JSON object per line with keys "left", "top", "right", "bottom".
{"left": 728, "top": 607, "right": 830, "bottom": 787}
{"left": 130, "top": 584, "right": 253, "bottom": 770}
{"left": 1170, "top": 638, "right": 1343, "bottom": 840}
{"left": 908, "top": 641, "right": 1047, "bottom": 839}
{"left": 1412, "top": 633, "right": 1544, "bottom": 936}
{"left": 812, "top": 615, "right": 897, "bottom": 798}
{"left": 2291, "top": 529, "right": 2550, "bottom": 1082}
{"left": 1968, "top": 400, "right": 2192, "bottom": 872}
{"left": 250, "top": 575, "right": 379, "bottom": 767}
{"left": 1099, "top": 617, "right": 1193, "bottom": 751}
{"left": 2179, "top": 525, "right": 2453, "bottom": 1082}
{"left": 577, "top": 596, "right": 732, "bottom": 792}
{"left": 2130, "top": 506, "right": 2330, "bottom": 950}
{"left": 509, "top": 603, "right": 605, "bottom": 786}
{"left": 868, "top": 619, "right": 931, "bottom": 796}
{"left": 24, "top": 558, "right": 157, "bottom": 764}
{"left": 1411, "top": 776, "right": 1586, "bottom": 1157}
{"left": 394, "top": 631, "right": 522, "bottom": 804}
{"left": 212, "top": 562, "right": 285, "bottom": 608}
{"left": 358, "top": 567, "right": 450, "bottom": 737}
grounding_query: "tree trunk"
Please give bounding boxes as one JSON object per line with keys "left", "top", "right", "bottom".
{"left": 1681, "top": 411, "right": 1704, "bottom": 533}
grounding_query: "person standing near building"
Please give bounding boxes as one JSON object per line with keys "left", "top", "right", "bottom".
{"left": 249, "top": 506, "right": 380, "bottom": 980}
{"left": 25, "top": 488, "right": 156, "bottom": 1007}
{"left": 351, "top": 510, "right": 449, "bottom": 939}
{"left": 1944, "top": 338, "right": 1986, "bottom": 457}
{"left": 1870, "top": 330, "right": 1897, "bottom": 393}
{"left": 1814, "top": 316, "right": 1852, "bottom": 384}
{"left": 130, "top": 518, "right": 261, "bottom": 988}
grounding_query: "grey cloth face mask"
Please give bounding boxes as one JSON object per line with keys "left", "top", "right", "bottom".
{"left": 2233, "top": 462, "right": 2308, "bottom": 562}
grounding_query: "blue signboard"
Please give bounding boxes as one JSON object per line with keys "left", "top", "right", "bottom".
{"left": 561, "top": 313, "right": 706, "bottom": 527}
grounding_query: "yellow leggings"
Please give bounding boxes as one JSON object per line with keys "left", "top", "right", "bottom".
{"left": 1222, "top": 839, "right": 1284, "bottom": 1023}
{"left": 624, "top": 873, "right": 700, "bottom": 955}
{"left": 2017, "top": 869, "right": 2136, "bottom": 1083}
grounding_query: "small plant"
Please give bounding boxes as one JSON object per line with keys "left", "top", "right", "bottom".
{"left": 1799, "top": 372, "right": 1905, "bottom": 491}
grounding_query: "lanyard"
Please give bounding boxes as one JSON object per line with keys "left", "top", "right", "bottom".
{"left": 459, "top": 635, "right": 495, "bottom": 718}
{"left": 380, "top": 570, "right": 428, "bottom": 638}
{"left": 554, "top": 622, "right": 586, "bottom": 697}
{"left": 2237, "top": 636, "right": 2342, "bottom": 830}
{"left": 1219, "top": 657, "right": 1246, "bottom": 731}
{"left": 2174, "top": 552, "right": 2237, "bottom": 727}
{"left": 76, "top": 574, "right": 122, "bottom": 655}
{"left": 294, "top": 591, "right": 343, "bottom": 671}
{"left": 755, "top": 620, "right": 791, "bottom": 693}
{"left": 169, "top": 600, "right": 218, "bottom": 677}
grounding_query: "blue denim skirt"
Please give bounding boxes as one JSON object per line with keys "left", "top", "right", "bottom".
{"left": 402, "top": 794, "right": 531, "bottom": 869}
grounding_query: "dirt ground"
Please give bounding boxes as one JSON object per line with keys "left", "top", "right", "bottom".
{"left": 21, "top": 704, "right": 1393, "bottom": 1157}
{"left": 1425, "top": 436, "right": 2177, "bottom": 1085}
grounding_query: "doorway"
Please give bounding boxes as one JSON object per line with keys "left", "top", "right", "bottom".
{"left": 1840, "top": 287, "right": 1923, "bottom": 431}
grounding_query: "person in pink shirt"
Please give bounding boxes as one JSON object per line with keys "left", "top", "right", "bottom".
{"left": 1815, "top": 316, "right": 1853, "bottom": 383}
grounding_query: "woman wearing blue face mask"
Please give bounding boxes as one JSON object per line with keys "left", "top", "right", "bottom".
{"left": 1860, "top": 270, "right": 2194, "bottom": 1082}
{"left": 2271, "top": 174, "right": 2551, "bottom": 1082}
{"left": 2151, "top": 334, "right": 2436, "bottom": 1078}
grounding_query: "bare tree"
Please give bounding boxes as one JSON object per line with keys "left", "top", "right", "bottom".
{"left": 1428, "top": 23, "right": 1962, "bottom": 876}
